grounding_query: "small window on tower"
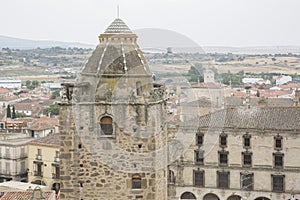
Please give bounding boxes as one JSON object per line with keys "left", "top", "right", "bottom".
{"left": 243, "top": 134, "right": 251, "bottom": 149}
{"left": 219, "top": 133, "right": 227, "bottom": 147}
{"left": 132, "top": 174, "right": 142, "bottom": 189}
{"left": 100, "top": 116, "right": 113, "bottom": 135}
{"left": 196, "top": 133, "right": 203, "bottom": 146}
{"left": 274, "top": 135, "right": 283, "bottom": 150}
{"left": 136, "top": 81, "right": 142, "bottom": 96}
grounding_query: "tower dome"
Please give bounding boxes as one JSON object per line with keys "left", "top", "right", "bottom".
{"left": 78, "top": 18, "right": 155, "bottom": 102}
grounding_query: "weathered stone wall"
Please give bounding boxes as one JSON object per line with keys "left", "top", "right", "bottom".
{"left": 60, "top": 99, "right": 168, "bottom": 200}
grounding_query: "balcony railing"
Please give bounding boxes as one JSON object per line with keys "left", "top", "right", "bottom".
{"left": 34, "top": 171, "right": 43, "bottom": 177}
{"left": 36, "top": 154, "right": 42, "bottom": 160}
{"left": 52, "top": 173, "right": 60, "bottom": 179}
{"left": 54, "top": 157, "right": 60, "bottom": 163}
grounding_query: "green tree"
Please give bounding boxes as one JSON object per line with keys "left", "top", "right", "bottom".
{"left": 25, "top": 80, "right": 31, "bottom": 88}
{"left": 12, "top": 106, "right": 16, "bottom": 119}
{"left": 51, "top": 90, "right": 61, "bottom": 99}
{"left": 6, "top": 105, "right": 11, "bottom": 118}
{"left": 187, "top": 63, "right": 204, "bottom": 82}
{"left": 43, "top": 103, "right": 60, "bottom": 116}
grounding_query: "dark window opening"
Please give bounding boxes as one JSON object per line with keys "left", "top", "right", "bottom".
{"left": 132, "top": 175, "right": 142, "bottom": 189}
{"left": 34, "top": 163, "right": 43, "bottom": 177}
{"left": 136, "top": 81, "right": 142, "bottom": 96}
{"left": 218, "top": 171, "right": 229, "bottom": 189}
{"left": 243, "top": 153, "right": 252, "bottom": 166}
{"left": 272, "top": 175, "right": 284, "bottom": 192}
{"left": 196, "top": 134, "right": 203, "bottom": 146}
{"left": 220, "top": 134, "right": 227, "bottom": 147}
{"left": 168, "top": 170, "right": 175, "bottom": 184}
{"left": 274, "top": 153, "right": 284, "bottom": 168}
{"left": 219, "top": 151, "right": 228, "bottom": 165}
{"left": 194, "top": 170, "right": 204, "bottom": 187}
{"left": 195, "top": 150, "right": 204, "bottom": 164}
{"left": 244, "top": 136, "right": 251, "bottom": 148}
{"left": 100, "top": 116, "right": 113, "bottom": 135}
{"left": 274, "top": 136, "right": 283, "bottom": 150}
{"left": 241, "top": 173, "right": 253, "bottom": 190}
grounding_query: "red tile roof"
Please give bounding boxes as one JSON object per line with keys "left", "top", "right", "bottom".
{"left": 0, "top": 88, "right": 11, "bottom": 94}
{"left": 1, "top": 190, "right": 56, "bottom": 200}
{"left": 28, "top": 117, "right": 59, "bottom": 131}
{"left": 29, "top": 134, "right": 59, "bottom": 147}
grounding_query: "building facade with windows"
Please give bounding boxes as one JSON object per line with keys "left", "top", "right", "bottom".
{"left": 0, "top": 137, "right": 32, "bottom": 183}
{"left": 168, "top": 107, "right": 300, "bottom": 200}
{"left": 59, "top": 18, "right": 168, "bottom": 200}
{"left": 27, "top": 134, "right": 60, "bottom": 194}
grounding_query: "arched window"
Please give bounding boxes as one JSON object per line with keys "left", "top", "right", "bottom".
{"left": 100, "top": 116, "right": 113, "bottom": 135}
{"left": 31, "top": 180, "right": 46, "bottom": 186}
{"left": 203, "top": 193, "right": 220, "bottom": 200}
{"left": 136, "top": 81, "right": 142, "bottom": 96}
{"left": 132, "top": 174, "right": 142, "bottom": 189}
{"left": 168, "top": 170, "right": 175, "bottom": 184}
{"left": 51, "top": 183, "right": 60, "bottom": 194}
{"left": 181, "top": 192, "right": 196, "bottom": 199}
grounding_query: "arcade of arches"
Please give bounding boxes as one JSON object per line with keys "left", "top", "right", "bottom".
{"left": 180, "top": 192, "right": 271, "bottom": 200}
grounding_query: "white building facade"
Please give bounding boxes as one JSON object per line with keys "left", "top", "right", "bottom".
{"left": 168, "top": 107, "right": 300, "bottom": 200}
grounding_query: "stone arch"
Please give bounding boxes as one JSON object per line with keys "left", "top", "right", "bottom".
{"left": 51, "top": 182, "right": 60, "bottom": 194}
{"left": 180, "top": 191, "right": 197, "bottom": 199}
{"left": 227, "top": 195, "right": 242, "bottom": 200}
{"left": 203, "top": 193, "right": 220, "bottom": 200}
{"left": 31, "top": 179, "right": 46, "bottom": 186}
{"left": 254, "top": 197, "right": 271, "bottom": 200}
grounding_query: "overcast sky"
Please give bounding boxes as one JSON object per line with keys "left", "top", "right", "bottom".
{"left": 1, "top": 0, "right": 300, "bottom": 47}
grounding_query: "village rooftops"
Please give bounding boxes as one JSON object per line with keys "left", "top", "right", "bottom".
{"left": 28, "top": 134, "right": 59, "bottom": 148}
{"left": 198, "top": 107, "right": 300, "bottom": 130}
{"left": 0, "top": 190, "right": 56, "bottom": 200}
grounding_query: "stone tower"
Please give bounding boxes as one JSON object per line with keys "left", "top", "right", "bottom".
{"left": 59, "top": 18, "right": 168, "bottom": 200}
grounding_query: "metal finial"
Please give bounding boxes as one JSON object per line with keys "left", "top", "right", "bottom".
{"left": 117, "top": 5, "right": 120, "bottom": 18}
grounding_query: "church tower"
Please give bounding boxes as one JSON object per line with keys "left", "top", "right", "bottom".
{"left": 59, "top": 18, "right": 168, "bottom": 200}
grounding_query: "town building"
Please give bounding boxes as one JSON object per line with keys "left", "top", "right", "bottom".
{"left": 168, "top": 105, "right": 300, "bottom": 200}
{"left": 276, "top": 75, "right": 292, "bottom": 85}
{"left": 0, "top": 137, "right": 33, "bottom": 183}
{"left": 0, "top": 78, "right": 22, "bottom": 90}
{"left": 59, "top": 18, "right": 168, "bottom": 200}
{"left": 27, "top": 134, "right": 60, "bottom": 194}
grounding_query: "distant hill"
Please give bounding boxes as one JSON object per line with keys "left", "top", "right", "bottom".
{"left": 0, "top": 35, "right": 94, "bottom": 50}
{"left": 202, "top": 46, "right": 300, "bottom": 54}
{"left": 1, "top": 35, "right": 300, "bottom": 54}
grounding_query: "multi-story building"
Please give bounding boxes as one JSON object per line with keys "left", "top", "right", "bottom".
{"left": 168, "top": 105, "right": 300, "bottom": 200}
{"left": 0, "top": 137, "right": 32, "bottom": 183}
{"left": 27, "top": 134, "right": 60, "bottom": 194}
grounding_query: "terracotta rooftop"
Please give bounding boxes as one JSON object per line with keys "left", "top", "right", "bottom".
{"left": 29, "top": 134, "right": 59, "bottom": 147}
{"left": 0, "top": 88, "right": 11, "bottom": 94}
{"left": 225, "top": 97, "right": 294, "bottom": 107}
{"left": 1, "top": 190, "right": 56, "bottom": 200}
{"left": 198, "top": 107, "right": 300, "bottom": 130}
{"left": 28, "top": 117, "right": 59, "bottom": 131}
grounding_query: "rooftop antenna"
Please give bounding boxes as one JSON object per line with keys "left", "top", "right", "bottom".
{"left": 117, "top": 5, "right": 120, "bottom": 18}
